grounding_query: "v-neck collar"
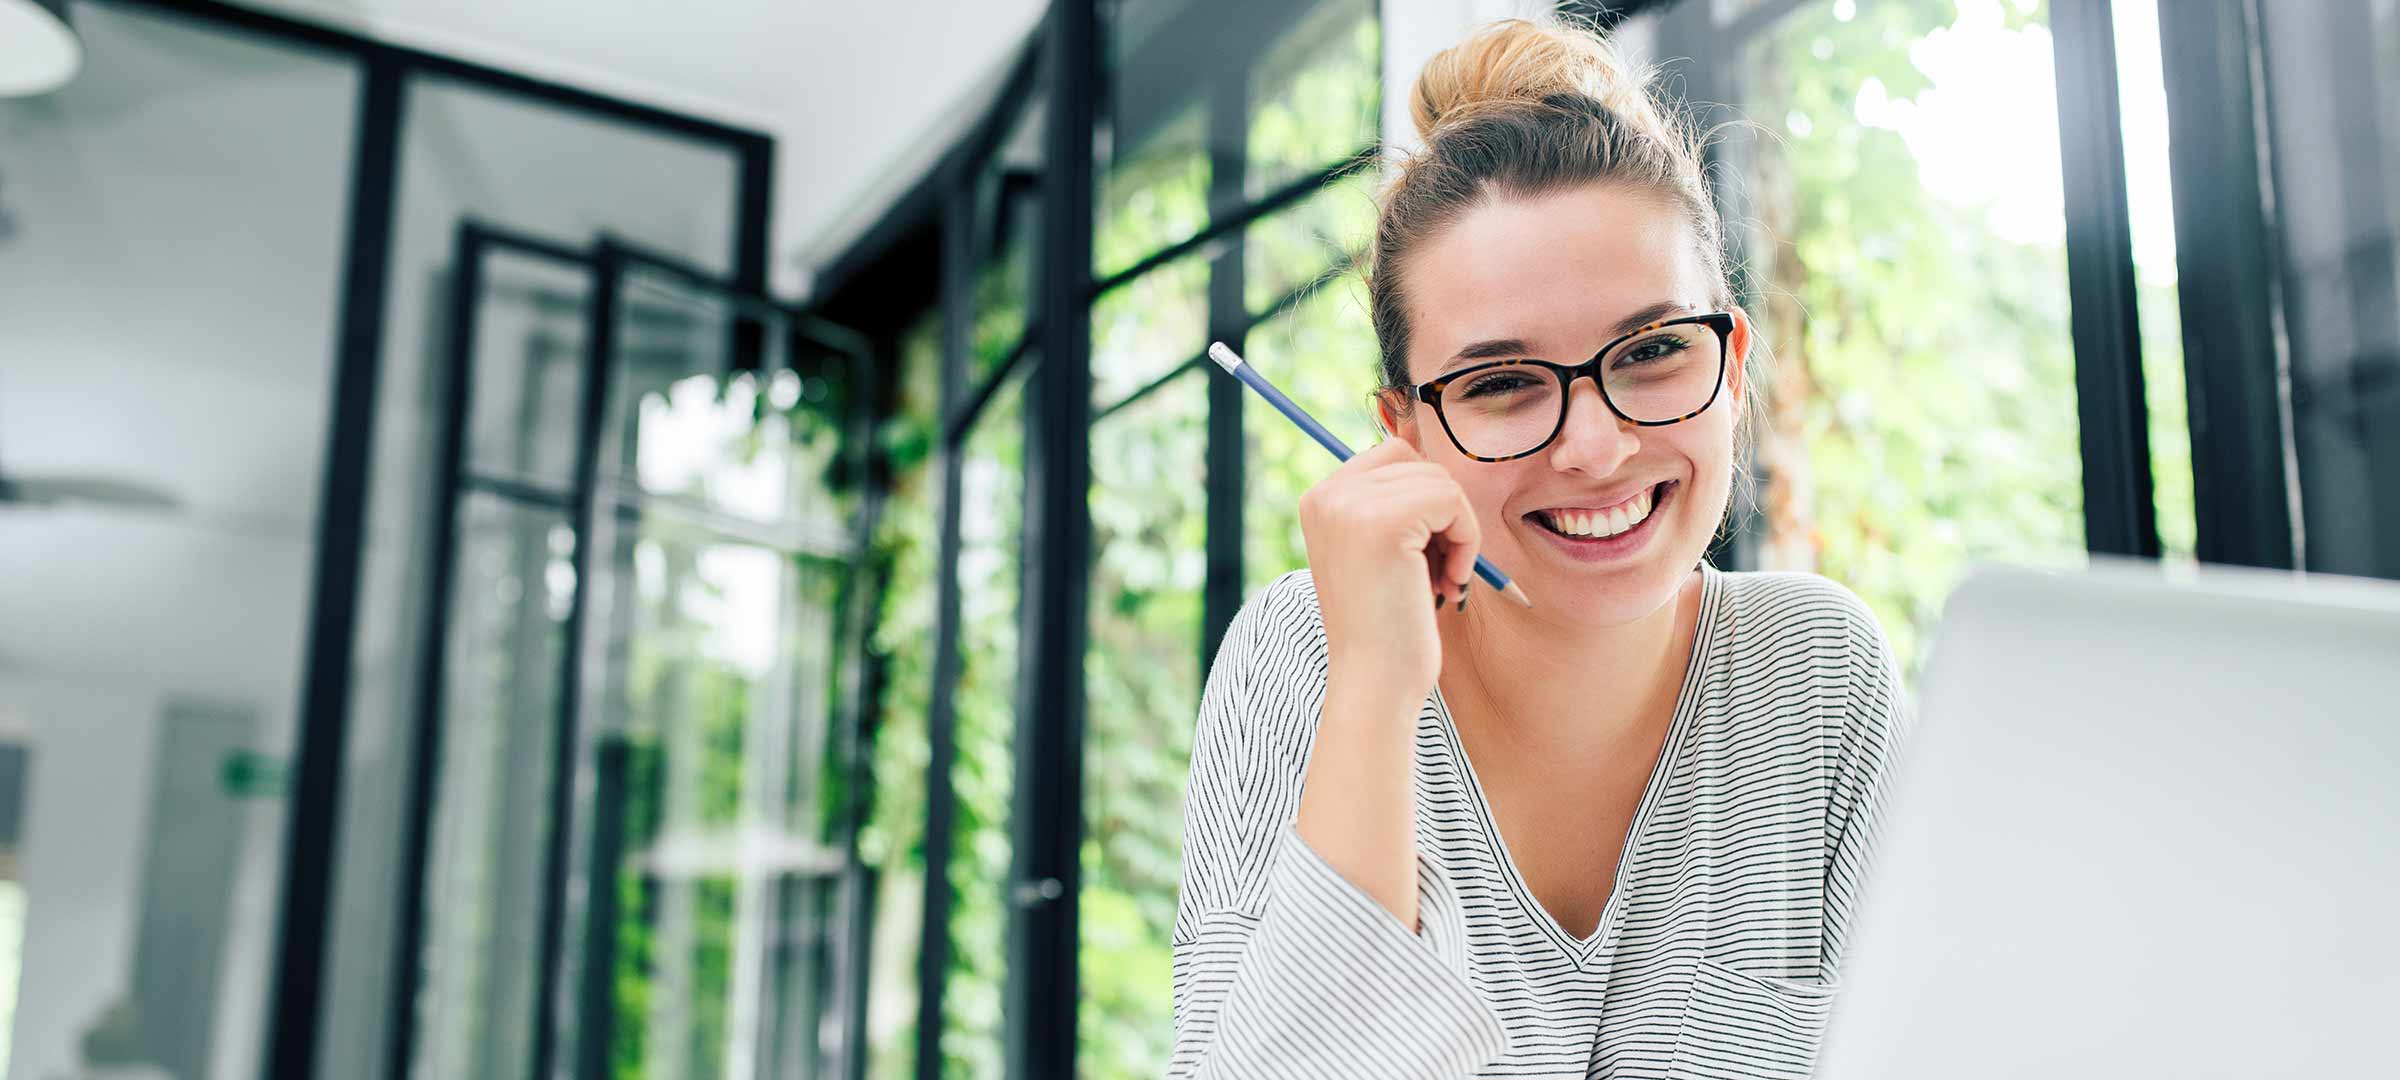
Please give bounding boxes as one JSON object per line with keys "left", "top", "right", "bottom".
{"left": 1426, "top": 563, "right": 1725, "bottom": 968}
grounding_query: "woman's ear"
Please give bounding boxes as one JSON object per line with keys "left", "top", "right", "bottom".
{"left": 1726, "top": 304, "right": 1754, "bottom": 406}
{"left": 1374, "top": 388, "right": 1423, "bottom": 449}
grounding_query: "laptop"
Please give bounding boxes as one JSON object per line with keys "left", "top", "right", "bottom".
{"left": 1814, "top": 558, "right": 2400, "bottom": 1078}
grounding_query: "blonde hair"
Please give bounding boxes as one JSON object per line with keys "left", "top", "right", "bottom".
{"left": 1368, "top": 18, "right": 1732, "bottom": 395}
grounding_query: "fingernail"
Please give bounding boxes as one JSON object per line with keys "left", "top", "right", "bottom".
{"left": 1434, "top": 592, "right": 1445, "bottom": 610}
{"left": 1456, "top": 588, "right": 1468, "bottom": 612}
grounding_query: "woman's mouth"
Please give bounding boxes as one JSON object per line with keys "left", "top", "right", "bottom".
{"left": 1524, "top": 481, "right": 1675, "bottom": 560}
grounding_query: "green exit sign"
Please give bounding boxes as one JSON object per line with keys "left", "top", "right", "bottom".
{"left": 221, "top": 750, "right": 289, "bottom": 798}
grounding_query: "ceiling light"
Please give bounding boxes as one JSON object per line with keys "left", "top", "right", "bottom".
{"left": 0, "top": 0, "right": 81, "bottom": 98}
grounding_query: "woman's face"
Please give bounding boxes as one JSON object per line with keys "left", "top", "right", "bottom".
{"left": 1384, "top": 183, "right": 1748, "bottom": 629}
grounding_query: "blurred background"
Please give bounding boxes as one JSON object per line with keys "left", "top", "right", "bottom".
{"left": 0, "top": 0, "right": 2393, "bottom": 1077}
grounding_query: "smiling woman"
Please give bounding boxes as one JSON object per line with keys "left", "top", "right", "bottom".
{"left": 1172, "top": 17, "right": 1907, "bottom": 1079}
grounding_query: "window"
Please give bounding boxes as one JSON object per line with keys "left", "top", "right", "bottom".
{"left": 1081, "top": 374, "right": 1206, "bottom": 1076}
{"left": 1724, "top": 0, "right": 2089, "bottom": 669}
{"left": 1242, "top": 276, "right": 1382, "bottom": 595}
{"left": 859, "top": 315, "right": 944, "bottom": 1079}
{"left": 1074, "top": 0, "right": 1379, "bottom": 1075}
{"left": 943, "top": 367, "right": 1029, "bottom": 1075}
{"left": 2111, "top": 0, "right": 2198, "bottom": 565}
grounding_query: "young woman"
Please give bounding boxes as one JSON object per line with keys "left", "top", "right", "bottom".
{"left": 1171, "top": 18, "right": 1907, "bottom": 1080}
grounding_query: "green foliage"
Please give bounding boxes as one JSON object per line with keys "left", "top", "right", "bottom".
{"left": 1744, "top": 0, "right": 2089, "bottom": 671}
{"left": 1096, "top": 107, "right": 1210, "bottom": 280}
{"left": 1073, "top": 4, "right": 1381, "bottom": 1078}
{"left": 1094, "top": 252, "right": 1210, "bottom": 404}
{"left": 605, "top": 524, "right": 775, "bottom": 1080}
{"left": 859, "top": 317, "right": 943, "bottom": 1078}
{"left": 940, "top": 370, "right": 1030, "bottom": 1078}
{"left": 1243, "top": 278, "right": 1384, "bottom": 593}
{"left": 2139, "top": 273, "right": 2197, "bottom": 563}
{"left": 1081, "top": 376, "right": 1209, "bottom": 1077}
{"left": 587, "top": 303, "right": 874, "bottom": 1077}
{"left": 1246, "top": 10, "right": 1382, "bottom": 190}
{"left": 686, "top": 875, "right": 739, "bottom": 1078}
{"left": 1244, "top": 170, "right": 1377, "bottom": 314}
{"left": 612, "top": 749, "right": 660, "bottom": 1080}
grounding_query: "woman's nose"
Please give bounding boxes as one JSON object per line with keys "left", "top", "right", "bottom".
{"left": 1544, "top": 377, "right": 1641, "bottom": 476}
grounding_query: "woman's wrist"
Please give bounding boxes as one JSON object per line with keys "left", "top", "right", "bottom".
{"left": 1301, "top": 666, "right": 1427, "bottom": 928}
{"left": 1324, "top": 655, "right": 1434, "bottom": 716}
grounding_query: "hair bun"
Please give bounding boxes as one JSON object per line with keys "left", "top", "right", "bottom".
{"left": 1409, "top": 18, "right": 1647, "bottom": 142}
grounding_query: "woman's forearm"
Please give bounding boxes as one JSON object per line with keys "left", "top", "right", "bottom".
{"left": 1294, "top": 670, "right": 1426, "bottom": 931}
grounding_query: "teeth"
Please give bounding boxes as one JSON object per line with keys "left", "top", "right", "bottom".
{"left": 1540, "top": 485, "right": 1660, "bottom": 539}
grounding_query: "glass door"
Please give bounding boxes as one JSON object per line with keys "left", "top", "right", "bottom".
{"left": 573, "top": 258, "right": 869, "bottom": 1080}
{"left": 400, "top": 232, "right": 872, "bottom": 1080}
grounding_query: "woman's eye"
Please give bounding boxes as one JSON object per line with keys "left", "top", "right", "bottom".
{"left": 1617, "top": 334, "right": 1694, "bottom": 367}
{"left": 1458, "top": 371, "right": 1538, "bottom": 399}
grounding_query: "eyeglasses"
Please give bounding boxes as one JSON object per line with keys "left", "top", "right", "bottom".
{"left": 1408, "top": 311, "right": 1736, "bottom": 462}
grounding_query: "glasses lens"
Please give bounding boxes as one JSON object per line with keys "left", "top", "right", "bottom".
{"left": 1600, "top": 322, "right": 1726, "bottom": 423}
{"left": 1436, "top": 363, "right": 1565, "bottom": 458}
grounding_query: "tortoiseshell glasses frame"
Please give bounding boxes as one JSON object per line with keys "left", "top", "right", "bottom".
{"left": 1407, "top": 311, "right": 1738, "bottom": 463}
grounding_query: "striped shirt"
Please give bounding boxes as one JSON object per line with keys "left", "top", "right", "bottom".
{"left": 1171, "top": 563, "right": 1907, "bottom": 1079}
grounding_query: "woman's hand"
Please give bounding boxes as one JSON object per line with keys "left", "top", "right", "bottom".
{"left": 1292, "top": 436, "right": 1481, "bottom": 930}
{"left": 1299, "top": 436, "right": 1483, "bottom": 701}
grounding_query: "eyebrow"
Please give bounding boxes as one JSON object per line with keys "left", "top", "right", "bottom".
{"left": 1435, "top": 300, "right": 1698, "bottom": 376}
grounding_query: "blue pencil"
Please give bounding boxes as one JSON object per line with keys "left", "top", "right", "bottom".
{"left": 1209, "top": 342, "right": 1534, "bottom": 609}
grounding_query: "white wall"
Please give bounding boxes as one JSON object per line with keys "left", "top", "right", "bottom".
{"left": 0, "top": 677, "right": 159, "bottom": 1080}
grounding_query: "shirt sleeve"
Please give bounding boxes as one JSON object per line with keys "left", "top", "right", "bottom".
{"left": 1168, "top": 573, "right": 1508, "bottom": 1079}
{"left": 1818, "top": 583, "right": 1913, "bottom": 982}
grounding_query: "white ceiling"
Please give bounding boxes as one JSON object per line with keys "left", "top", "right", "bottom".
{"left": 215, "top": 0, "right": 1600, "bottom": 301}
{"left": 234, "top": 0, "right": 1048, "bottom": 297}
